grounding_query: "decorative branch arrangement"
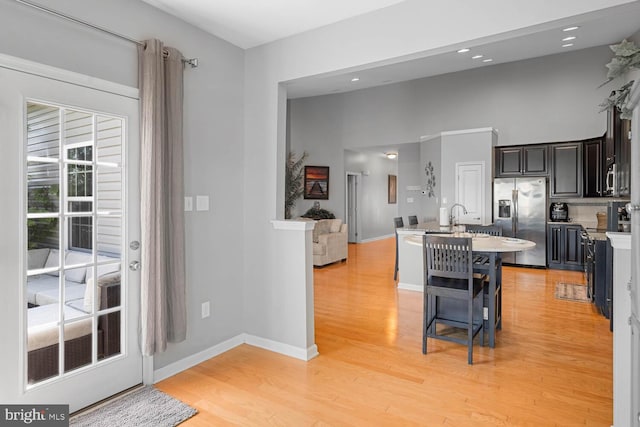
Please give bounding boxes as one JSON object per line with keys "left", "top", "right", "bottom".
{"left": 599, "top": 39, "right": 639, "bottom": 119}
{"left": 424, "top": 161, "right": 436, "bottom": 198}
{"left": 285, "top": 151, "right": 308, "bottom": 219}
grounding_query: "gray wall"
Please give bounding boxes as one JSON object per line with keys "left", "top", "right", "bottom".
{"left": 286, "top": 96, "right": 347, "bottom": 219}
{"left": 441, "top": 129, "right": 495, "bottom": 224}
{"left": 0, "top": 0, "right": 245, "bottom": 370}
{"left": 420, "top": 138, "right": 442, "bottom": 221}
{"left": 288, "top": 46, "right": 616, "bottom": 238}
{"left": 397, "top": 143, "right": 421, "bottom": 224}
{"left": 344, "top": 149, "right": 398, "bottom": 240}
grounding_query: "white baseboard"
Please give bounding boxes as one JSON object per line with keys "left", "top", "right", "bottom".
{"left": 153, "top": 334, "right": 245, "bottom": 383}
{"left": 244, "top": 334, "right": 319, "bottom": 361}
{"left": 397, "top": 282, "right": 423, "bottom": 292}
{"left": 360, "top": 234, "right": 394, "bottom": 243}
{"left": 153, "top": 334, "right": 318, "bottom": 383}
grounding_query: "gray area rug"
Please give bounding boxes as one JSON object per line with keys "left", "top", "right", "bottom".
{"left": 71, "top": 386, "right": 197, "bottom": 427}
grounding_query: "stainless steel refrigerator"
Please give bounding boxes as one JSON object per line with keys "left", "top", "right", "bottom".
{"left": 493, "top": 177, "right": 547, "bottom": 267}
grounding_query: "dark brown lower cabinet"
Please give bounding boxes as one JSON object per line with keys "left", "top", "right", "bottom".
{"left": 547, "top": 224, "right": 584, "bottom": 271}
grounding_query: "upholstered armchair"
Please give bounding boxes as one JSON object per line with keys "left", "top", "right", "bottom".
{"left": 312, "top": 219, "right": 348, "bottom": 267}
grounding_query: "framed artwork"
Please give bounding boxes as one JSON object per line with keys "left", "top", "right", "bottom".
{"left": 388, "top": 174, "right": 397, "bottom": 204}
{"left": 304, "top": 166, "right": 329, "bottom": 199}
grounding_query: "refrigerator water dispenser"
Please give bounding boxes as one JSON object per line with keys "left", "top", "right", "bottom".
{"left": 498, "top": 200, "right": 511, "bottom": 218}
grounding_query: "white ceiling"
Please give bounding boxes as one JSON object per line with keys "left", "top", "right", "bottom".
{"left": 141, "top": 0, "right": 640, "bottom": 99}
{"left": 140, "top": 0, "right": 407, "bottom": 49}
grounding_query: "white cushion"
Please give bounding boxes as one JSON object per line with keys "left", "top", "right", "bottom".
{"left": 84, "top": 271, "right": 120, "bottom": 313}
{"left": 35, "top": 281, "right": 85, "bottom": 306}
{"left": 28, "top": 248, "right": 50, "bottom": 270}
{"left": 65, "top": 251, "right": 92, "bottom": 283}
{"left": 85, "top": 255, "right": 121, "bottom": 280}
{"left": 27, "top": 304, "right": 90, "bottom": 351}
{"left": 44, "top": 249, "right": 60, "bottom": 276}
{"left": 26, "top": 275, "right": 59, "bottom": 305}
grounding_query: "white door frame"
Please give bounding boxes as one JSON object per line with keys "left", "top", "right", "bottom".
{"left": 345, "top": 171, "right": 362, "bottom": 243}
{"left": 0, "top": 53, "right": 148, "bottom": 411}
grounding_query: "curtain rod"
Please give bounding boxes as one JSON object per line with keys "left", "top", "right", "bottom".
{"left": 14, "top": 0, "right": 199, "bottom": 68}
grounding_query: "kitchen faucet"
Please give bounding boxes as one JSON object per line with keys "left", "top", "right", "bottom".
{"left": 449, "top": 203, "right": 468, "bottom": 225}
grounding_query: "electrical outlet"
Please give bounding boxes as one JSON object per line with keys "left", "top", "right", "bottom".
{"left": 483, "top": 307, "right": 489, "bottom": 320}
{"left": 201, "top": 301, "right": 210, "bottom": 319}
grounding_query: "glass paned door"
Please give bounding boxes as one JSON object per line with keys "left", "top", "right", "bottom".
{"left": 25, "top": 102, "right": 126, "bottom": 384}
{"left": 0, "top": 62, "right": 141, "bottom": 412}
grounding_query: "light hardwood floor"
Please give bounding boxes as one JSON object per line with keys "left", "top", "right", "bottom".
{"left": 157, "top": 238, "right": 612, "bottom": 426}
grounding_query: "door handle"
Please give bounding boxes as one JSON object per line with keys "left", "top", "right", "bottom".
{"left": 626, "top": 203, "right": 640, "bottom": 215}
{"left": 512, "top": 189, "right": 518, "bottom": 234}
{"left": 129, "top": 261, "right": 141, "bottom": 271}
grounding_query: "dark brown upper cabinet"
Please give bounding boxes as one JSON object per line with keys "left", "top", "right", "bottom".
{"left": 583, "top": 137, "right": 604, "bottom": 197}
{"left": 549, "top": 142, "right": 582, "bottom": 198}
{"left": 617, "top": 118, "right": 631, "bottom": 197}
{"left": 495, "top": 145, "right": 547, "bottom": 177}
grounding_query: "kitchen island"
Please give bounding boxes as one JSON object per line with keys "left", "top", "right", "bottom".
{"left": 396, "top": 223, "right": 535, "bottom": 347}
{"left": 396, "top": 221, "right": 469, "bottom": 292}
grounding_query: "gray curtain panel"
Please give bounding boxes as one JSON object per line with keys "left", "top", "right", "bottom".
{"left": 138, "top": 39, "right": 187, "bottom": 356}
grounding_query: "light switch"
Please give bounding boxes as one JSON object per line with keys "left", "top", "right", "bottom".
{"left": 201, "top": 301, "right": 210, "bottom": 319}
{"left": 196, "top": 195, "right": 209, "bottom": 211}
{"left": 407, "top": 197, "right": 414, "bottom": 203}
{"left": 442, "top": 197, "right": 448, "bottom": 204}
{"left": 184, "top": 196, "right": 193, "bottom": 211}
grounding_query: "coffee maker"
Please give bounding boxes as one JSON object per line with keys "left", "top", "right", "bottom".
{"left": 549, "top": 202, "right": 569, "bottom": 222}
{"left": 607, "top": 201, "right": 631, "bottom": 232}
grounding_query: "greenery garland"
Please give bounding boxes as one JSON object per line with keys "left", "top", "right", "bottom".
{"left": 599, "top": 39, "right": 639, "bottom": 119}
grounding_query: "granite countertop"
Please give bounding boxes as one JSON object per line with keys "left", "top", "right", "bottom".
{"left": 546, "top": 220, "right": 629, "bottom": 240}
{"left": 398, "top": 221, "right": 458, "bottom": 233}
{"left": 585, "top": 230, "right": 609, "bottom": 241}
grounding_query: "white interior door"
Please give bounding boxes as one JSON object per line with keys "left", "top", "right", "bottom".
{"left": 346, "top": 172, "right": 360, "bottom": 243}
{"left": 0, "top": 59, "right": 142, "bottom": 412}
{"left": 455, "top": 162, "right": 485, "bottom": 225}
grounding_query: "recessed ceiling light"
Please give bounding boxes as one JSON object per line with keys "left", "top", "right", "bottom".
{"left": 385, "top": 152, "right": 398, "bottom": 159}
{"left": 562, "top": 36, "right": 576, "bottom": 42}
{"left": 472, "top": 55, "right": 484, "bottom": 59}
{"left": 457, "top": 48, "right": 470, "bottom": 53}
{"left": 563, "top": 26, "right": 580, "bottom": 32}
{"left": 482, "top": 58, "right": 493, "bottom": 63}
{"left": 351, "top": 77, "right": 360, "bottom": 82}
{"left": 562, "top": 43, "right": 574, "bottom": 48}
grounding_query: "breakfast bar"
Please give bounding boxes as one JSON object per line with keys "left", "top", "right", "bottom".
{"left": 397, "top": 223, "right": 535, "bottom": 347}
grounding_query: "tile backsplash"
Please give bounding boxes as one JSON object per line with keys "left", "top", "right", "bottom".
{"left": 566, "top": 204, "right": 607, "bottom": 228}
{"left": 552, "top": 198, "right": 630, "bottom": 229}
